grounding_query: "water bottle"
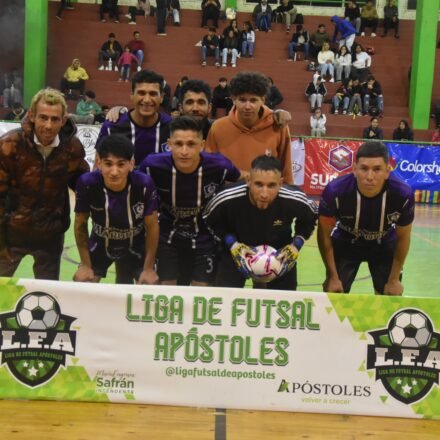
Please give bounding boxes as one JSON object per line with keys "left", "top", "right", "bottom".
{"left": 108, "top": 58, "right": 112, "bottom": 71}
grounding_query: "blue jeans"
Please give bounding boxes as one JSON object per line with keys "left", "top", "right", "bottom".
{"left": 134, "top": 49, "right": 144, "bottom": 65}
{"left": 121, "top": 65, "right": 131, "bottom": 81}
{"left": 288, "top": 42, "right": 310, "bottom": 59}
{"left": 256, "top": 13, "right": 271, "bottom": 31}
{"left": 242, "top": 41, "right": 254, "bottom": 57}
{"left": 332, "top": 95, "right": 349, "bottom": 112}
{"left": 320, "top": 63, "right": 334, "bottom": 78}
{"left": 222, "top": 48, "right": 238, "bottom": 65}
{"left": 202, "top": 46, "right": 219, "bottom": 63}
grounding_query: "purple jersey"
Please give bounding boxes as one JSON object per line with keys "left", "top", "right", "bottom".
{"left": 75, "top": 170, "right": 158, "bottom": 259}
{"left": 319, "top": 173, "right": 414, "bottom": 244}
{"left": 139, "top": 152, "right": 240, "bottom": 249}
{"left": 96, "top": 111, "right": 172, "bottom": 165}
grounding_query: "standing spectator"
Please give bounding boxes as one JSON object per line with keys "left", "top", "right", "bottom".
{"left": 60, "top": 58, "right": 89, "bottom": 97}
{"left": 169, "top": 0, "right": 181, "bottom": 26}
{"left": 288, "top": 24, "right": 310, "bottom": 61}
{"left": 347, "top": 77, "right": 363, "bottom": 115}
{"left": 156, "top": 0, "right": 168, "bottom": 36}
{"left": 275, "top": 0, "right": 297, "bottom": 34}
{"left": 351, "top": 44, "right": 371, "bottom": 83}
{"left": 4, "top": 102, "right": 27, "bottom": 121}
{"left": 241, "top": 21, "right": 256, "bottom": 58}
{"left": 222, "top": 29, "right": 240, "bottom": 68}
{"left": 0, "top": 88, "right": 89, "bottom": 279}
{"left": 266, "top": 77, "right": 284, "bottom": 109}
{"left": 362, "top": 75, "right": 384, "bottom": 117}
{"left": 127, "top": 0, "right": 149, "bottom": 25}
{"left": 393, "top": 120, "right": 414, "bottom": 141}
{"left": 127, "top": 31, "right": 145, "bottom": 71}
{"left": 363, "top": 117, "right": 384, "bottom": 140}
{"left": 344, "top": 1, "right": 361, "bottom": 36}
{"left": 201, "top": 0, "right": 221, "bottom": 28}
{"left": 360, "top": 0, "right": 378, "bottom": 37}
{"left": 56, "top": 0, "right": 75, "bottom": 21}
{"left": 70, "top": 90, "right": 102, "bottom": 125}
{"left": 201, "top": 27, "right": 221, "bottom": 67}
{"left": 118, "top": 46, "right": 139, "bottom": 82}
{"left": 305, "top": 75, "right": 327, "bottom": 111}
{"left": 334, "top": 45, "right": 352, "bottom": 82}
{"left": 2, "top": 68, "right": 22, "bottom": 108}
{"left": 382, "top": 0, "right": 399, "bottom": 39}
{"left": 310, "top": 107, "right": 326, "bottom": 137}
{"left": 317, "top": 42, "right": 335, "bottom": 82}
{"left": 253, "top": 0, "right": 272, "bottom": 33}
{"left": 100, "top": 0, "right": 120, "bottom": 23}
{"left": 212, "top": 77, "right": 233, "bottom": 118}
{"left": 332, "top": 79, "right": 351, "bottom": 114}
{"left": 98, "top": 32, "right": 123, "bottom": 71}
{"left": 331, "top": 15, "right": 356, "bottom": 52}
{"left": 310, "top": 24, "right": 330, "bottom": 59}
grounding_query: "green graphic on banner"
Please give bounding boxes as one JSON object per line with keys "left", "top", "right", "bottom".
{"left": 0, "top": 278, "right": 26, "bottom": 311}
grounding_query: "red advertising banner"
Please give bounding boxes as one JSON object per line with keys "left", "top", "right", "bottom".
{"left": 304, "top": 138, "right": 363, "bottom": 195}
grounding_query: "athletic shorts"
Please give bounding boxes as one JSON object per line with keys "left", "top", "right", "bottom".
{"left": 156, "top": 242, "right": 216, "bottom": 284}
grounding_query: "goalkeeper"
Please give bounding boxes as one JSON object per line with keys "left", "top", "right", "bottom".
{"left": 203, "top": 155, "right": 317, "bottom": 290}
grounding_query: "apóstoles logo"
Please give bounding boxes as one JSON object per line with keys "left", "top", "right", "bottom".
{"left": 0, "top": 292, "right": 77, "bottom": 388}
{"left": 367, "top": 308, "right": 440, "bottom": 404}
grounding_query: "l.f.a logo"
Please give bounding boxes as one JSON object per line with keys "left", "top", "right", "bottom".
{"left": 366, "top": 309, "right": 440, "bottom": 405}
{"left": 0, "top": 292, "right": 77, "bottom": 388}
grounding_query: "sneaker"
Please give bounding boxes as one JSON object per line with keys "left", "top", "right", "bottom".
{"left": 98, "top": 65, "right": 105, "bottom": 71}
{"left": 114, "top": 66, "right": 118, "bottom": 72}
{"left": 286, "top": 27, "right": 290, "bottom": 34}
{"left": 215, "top": 62, "right": 220, "bottom": 68}
{"left": 125, "top": 13, "right": 132, "bottom": 19}
{"left": 101, "top": 19, "right": 106, "bottom": 23}
{"left": 348, "top": 112, "right": 353, "bottom": 115}
{"left": 202, "top": 61, "right": 207, "bottom": 67}
{"left": 118, "top": 78, "right": 122, "bottom": 82}
{"left": 329, "top": 78, "right": 335, "bottom": 83}
{"left": 137, "top": 66, "right": 141, "bottom": 72}
{"left": 287, "top": 57, "right": 293, "bottom": 62}
{"left": 114, "top": 20, "right": 120, "bottom": 23}
{"left": 334, "top": 110, "right": 339, "bottom": 115}
{"left": 361, "top": 32, "right": 365, "bottom": 36}
{"left": 371, "top": 32, "right": 376, "bottom": 37}
{"left": 128, "top": 21, "right": 136, "bottom": 25}
{"left": 55, "top": 15, "right": 62, "bottom": 21}
{"left": 232, "top": 63, "right": 236, "bottom": 68}
{"left": 268, "top": 29, "right": 272, "bottom": 32}
{"left": 65, "top": 6, "right": 75, "bottom": 10}
{"left": 222, "top": 63, "right": 227, "bottom": 67}
{"left": 321, "top": 78, "right": 326, "bottom": 83}
{"left": 157, "top": 33, "right": 167, "bottom": 36}
{"left": 342, "top": 110, "right": 347, "bottom": 115}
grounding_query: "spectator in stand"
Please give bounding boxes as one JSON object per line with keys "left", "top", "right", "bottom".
{"left": 127, "top": 0, "right": 149, "bottom": 24}
{"left": 317, "top": 41, "right": 335, "bottom": 83}
{"left": 267, "top": 77, "right": 284, "bottom": 109}
{"left": 362, "top": 75, "right": 384, "bottom": 117}
{"left": 127, "top": 31, "right": 145, "bottom": 71}
{"left": 98, "top": 32, "right": 123, "bottom": 71}
{"left": 360, "top": 0, "right": 378, "bottom": 37}
{"left": 393, "top": 120, "right": 414, "bottom": 141}
{"left": 288, "top": 24, "right": 310, "bottom": 61}
{"left": 241, "top": 21, "right": 256, "bottom": 58}
{"left": 351, "top": 44, "right": 371, "bottom": 83}
{"left": 201, "top": 27, "right": 221, "bottom": 67}
{"left": 2, "top": 68, "right": 23, "bottom": 109}
{"left": 334, "top": 45, "right": 351, "bottom": 82}
{"left": 100, "top": 0, "right": 120, "bottom": 23}
{"left": 344, "top": 1, "right": 361, "bottom": 36}
{"left": 331, "top": 15, "right": 356, "bottom": 52}
{"left": 332, "top": 79, "right": 351, "bottom": 115}
{"left": 60, "top": 58, "right": 89, "bottom": 98}
{"left": 382, "top": 0, "right": 400, "bottom": 39}
{"left": 310, "top": 107, "right": 326, "bottom": 137}
{"left": 275, "top": 0, "right": 298, "bottom": 34}
{"left": 223, "top": 19, "right": 240, "bottom": 39}
{"left": 253, "top": 0, "right": 272, "bottom": 33}
{"left": 432, "top": 128, "right": 440, "bottom": 143}
{"left": 212, "top": 77, "right": 233, "bottom": 118}
{"left": 171, "top": 76, "right": 188, "bottom": 111}
{"left": 69, "top": 90, "right": 103, "bottom": 125}
{"left": 363, "top": 117, "right": 384, "bottom": 140}
{"left": 56, "top": 0, "right": 75, "bottom": 21}
{"left": 168, "top": 0, "right": 181, "bottom": 26}
{"left": 310, "top": 24, "right": 330, "bottom": 59}
{"left": 347, "top": 77, "right": 363, "bottom": 115}
{"left": 305, "top": 75, "right": 327, "bottom": 111}
{"left": 155, "top": 0, "right": 169, "bottom": 36}
{"left": 222, "top": 29, "right": 240, "bottom": 68}
{"left": 201, "top": 0, "right": 221, "bottom": 28}
{"left": 118, "top": 46, "right": 139, "bottom": 82}
{"left": 95, "top": 105, "right": 109, "bottom": 124}
{"left": 4, "top": 102, "right": 27, "bottom": 121}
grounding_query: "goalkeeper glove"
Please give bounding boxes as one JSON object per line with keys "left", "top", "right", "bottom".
{"left": 225, "top": 234, "right": 255, "bottom": 278}
{"left": 275, "top": 236, "right": 304, "bottom": 276}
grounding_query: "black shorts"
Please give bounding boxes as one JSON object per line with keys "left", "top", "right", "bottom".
{"left": 332, "top": 238, "right": 398, "bottom": 294}
{"left": 156, "top": 242, "right": 216, "bottom": 284}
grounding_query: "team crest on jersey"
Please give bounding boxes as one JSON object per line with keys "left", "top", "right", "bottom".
{"left": 203, "top": 182, "right": 218, "bottom": 199}
{"left": 76, "top": 126, "right": 99, "bottom": 168}
{"left": 132, "top": 202, "right": 145, "bottom": 219}
{"left": 161, "top": 142, "right": 171, "bottom": 153}
{"left": 387, "top": 211, "right": 401, "bottom": 224}
{"left": 0, "top": 292, "right": 77, "bottom": 388}
{"left": 328, "top": 145, "right": 353, "bottom": 172}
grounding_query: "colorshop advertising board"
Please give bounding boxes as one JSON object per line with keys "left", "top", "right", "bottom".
{"left": 0, "top": 278, "right": 439, "bottom": 419}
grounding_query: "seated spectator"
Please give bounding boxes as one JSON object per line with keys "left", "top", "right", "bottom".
{"left": 201, "top": 0, "right": 221, "bottom": 29}
{"left": 382, "top": 0, "right": 399, "bottom": 39}
{"left": 334, "top": 45, "right": 351, "bottom": 82}
{"left": 310, "top": 107, "right": 326, "bottom": 137}
{"left": 169, "top": 0, "right": 181, "bottom": 26}
{"left": 241, "top": 21, "right": 256, "bottom": 58}
{"left": 60, "top": 58, "right": 89, "bottom": 97}
{"left": 317, "top": 41, "right": 335, "bottom": 82}
{"left": 98, "top": 32, "right": 123, "bottom": 71}
{"left": 171, "top": 76, "right": 189, "bottom": 111}
{"left": 267, "top": 77, "right": 283, "bottom": 109}
{"left": 212, "top": 77, "right": 233, "bottom": 118}
{"left": 310, "top": 24, "right": 330, "bottom": 59}
{"left": 351, "top": 44, "right": 371, "bottom": 83}
{"left": 118, "top": 46, "right": 139, "bottom": 82}
{"left": 332, "top": 79, "right": 351, "bottom": 114}
{"left": 222, "top": 29, "right": 240, "bottom": 67}
{"left": 201, "top": 27, "right": 220, "bottom": 67}
{"left": 127, "top": 31, "right": 145, "bottom": 71}
{"left": 432, "top": 128, "right": 440, "bottom": 143}
{"left": 347, "top": 77, "right": 363, "bottom": 115}
{"left": 95, "top": 105, "right": 109, "bottom": 124}
{"left": 253, "top": 0, "right": 272, "bottom": 32}
{"left": 69, "top": 90, "right": 102, "bottom": 125}
{"left": 2, "top": 68, "right": 22, "bottom": 108}
{"left": 222, "top": 19, "right": 240, "bottom": 39}
{"left": 393, "top": 120, "right": 414, "bottom": 141}
{"left": 100, "top": 0, "right": 120, "bottom": 23}
{"left": 275, "top": 0, "right": 297, "bottom": 33}
{"left": 4, "top": 102, "right": 26, "bottom": 121}
{"left": 360, "top": 0, "right": 378, "bottom": 37}
{"left": 331, "top": 15, "right": 356, "bottom": 52}
{"left": 287, "top": 24, "right": 310, "bottom": 61}
{"left": 305, "top": 75, "right": 327, "bottom": 111}
{"left": 344, "top": 1, "right": 361, "bottom": 36}
{"left": 363, "top": 117, "right": 384, "bottom": 140}
{"left": 362, "top": 75, "right": 384, "bottom": 117}
{"left": 127, "top": 0, "right": 149, "bottom": 24}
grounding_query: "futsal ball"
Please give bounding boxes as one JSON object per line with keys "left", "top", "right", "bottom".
{"left": 16, "top": 292, "right": 61, "bottom": 330}
{"left": 388, "top": 310, "right": 433, "bottom": 348}
{"left": 247, "top": 245, "right": 283, "bottom": 283}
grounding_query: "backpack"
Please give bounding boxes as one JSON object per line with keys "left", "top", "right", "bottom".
{"left": 307, "top": 61, "right": 316, "bottom": 72}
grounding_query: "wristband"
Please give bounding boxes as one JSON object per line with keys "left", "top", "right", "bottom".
{"left": 293, "top": 236, "right": 305, "bottom": 251}
{"left": 224, "top": 234, "right": 237, "bottom": 249}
